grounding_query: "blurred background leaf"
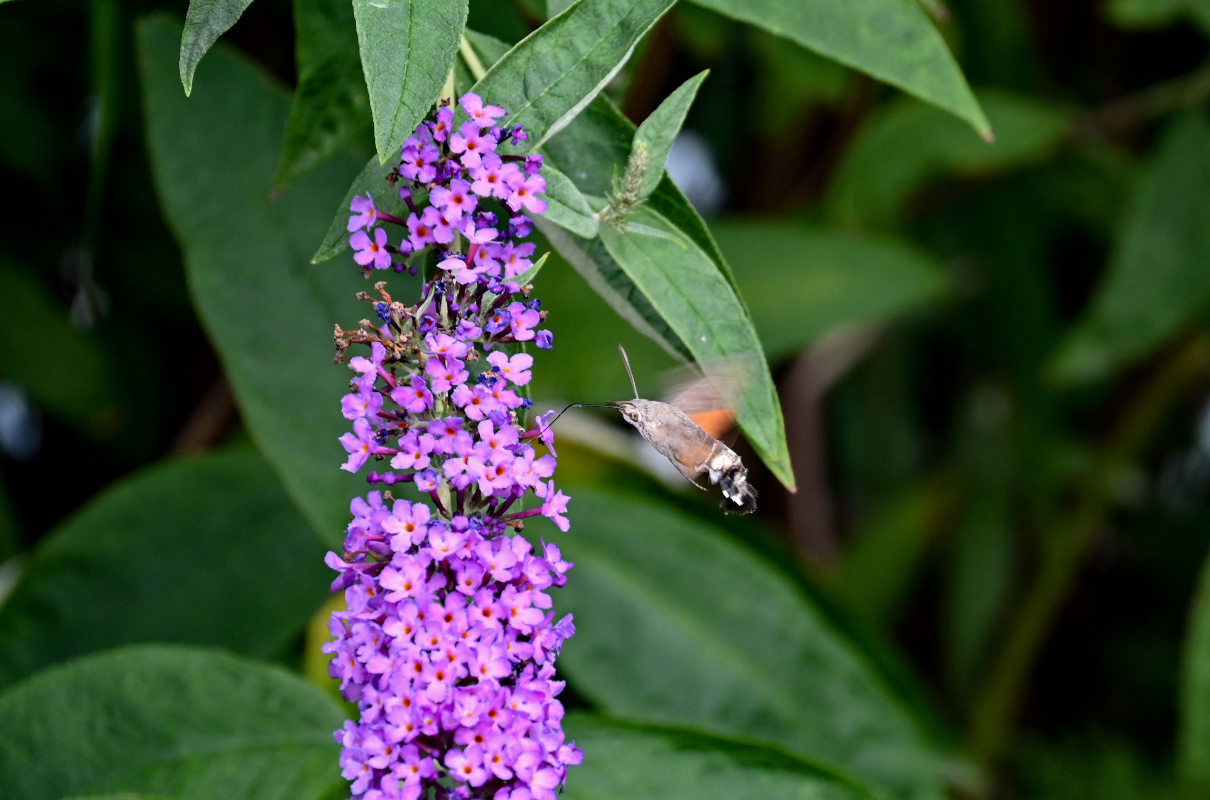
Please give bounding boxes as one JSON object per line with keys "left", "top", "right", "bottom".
{"left": 1051, "top": 112, "right": 1210, "bottom": 384}
{"left": 141, "top": 14, "right": 368, "bottom": 541}
{"left": 0, "top": 448, "right": 330, "bottom": 689}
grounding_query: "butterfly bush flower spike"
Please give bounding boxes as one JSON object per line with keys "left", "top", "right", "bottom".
{"left": 325, "top": 92, "right": 580, "bottom": 800}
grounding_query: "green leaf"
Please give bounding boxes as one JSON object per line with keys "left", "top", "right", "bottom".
{"left": 598, "top": 207, "right": 793, "bottom": 488}
{"left": 310, "top": 27, "right": 510, "bottom": 265}
{"left": 0, "top": 449, "right": 330, "bottom": 689}
{"left": 311, "top": 152, "right": 403, "bottom": 264}
{"left": 57, "top": 795, "right": 179, "bottom": 800}
{"left": 633, "top": 70, "right": 709, "bottom": 200}
{"left": 275, "top": 0, "right": 371, "bottom": 189}
{"left": 0, "top": 645, "right": 345, "bottom": 800}
{"left": 352, "top": 0, "right": 467, "bottom": 163}
{"left": 1179, "top": 542, "right": 1210, "bottom": 794}
{"left": 828, "top": 89, "right": 1074, "bottom": 227}
{"left": 563, "top": 713, "right": 880, "bottom": 800}
{"left": 712, "top": 221, "right": 949, "bottom": 360}
{"left": 470, "top": 0, "right": 678, "bottom": 148}
{"left": 140, "top": 14, "right": 368, "bottom": 538}
{"left": 1106, "top": 0, "right": 1210, "bottom": 33}
{"left": 687, "top": 0, "right": 991, "bottom": 138}
{"left": 1051, "top": 112, "right": 1210, "bottom": 383}
{"left": 537, "top": 215, "right": 693, "bottom": 363}
{"left": 555, "top": 488, "right": 946, "bottom": 800}
{"left": 0, "top": 257, "right": 122, "bottom": 440}
{"left": 179, "top": 0, "right": 254, "bottom": 95}
{"left": 1016, "top": 736, "right": 1182, "bottom": 800}
{"left": 540, "top": 163, "right": 599, "bottom": 238}
{"left": 543, "top": 94, "right": 742, "bottom": 294}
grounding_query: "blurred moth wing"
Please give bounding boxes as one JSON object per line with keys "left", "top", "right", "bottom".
{"left": 659, "top": 352, "right": 753, "bottom": 440}
{"left": 609, "top": 346, "right": 756, "bottom": 515}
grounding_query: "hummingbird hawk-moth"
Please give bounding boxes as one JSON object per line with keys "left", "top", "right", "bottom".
{"left": 553, "top": 345, "right": 757, "bottom": 515}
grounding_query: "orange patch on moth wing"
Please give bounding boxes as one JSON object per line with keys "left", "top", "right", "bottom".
{"left": 690, "top": 408, "right": 734, "bottom": 439}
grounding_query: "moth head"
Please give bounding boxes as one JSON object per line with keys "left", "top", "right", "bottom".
{"left": 611, "top": 400, "right": 644, "bottom": 427}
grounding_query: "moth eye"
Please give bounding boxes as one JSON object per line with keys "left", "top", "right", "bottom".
{"left": 627, "top": 411, "right": 640, "bottom": 422}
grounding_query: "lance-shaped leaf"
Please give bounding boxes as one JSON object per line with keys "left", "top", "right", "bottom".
{"left": 1051, "top": 112, "right": 1210, "bottom": 383}
{"left": 632, "top": 70, "right": 709, "bottom": 201}
{"left": 471, "top": 0, "right": 678, "bottom": 148}
{"left": 275, "top": 0, "right": 369, "bottom": 189}
{"left": 599, "top": 206, "right": 793, "bottom": 489}
{"left": 353, "top": 0, "right": 467, "bottom": 164}
{"left": 0, "top": 646, "right": 345, "bottom": 800}
{"left": 688, "top": 0, "right": 991, "bottom": 138}
{"left": 179, "top": 0, "right": 254, "bottom": 95}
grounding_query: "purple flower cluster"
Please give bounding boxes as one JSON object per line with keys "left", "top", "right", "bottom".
{"left": 325, "top": 92, "right": 580, "bottom": 800}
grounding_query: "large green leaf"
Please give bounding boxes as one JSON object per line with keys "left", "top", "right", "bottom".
{"left": 353, "top": 0, "right": 466, "bottom": 163}
{"left": 275, "top": 0, "right": 370, "bottom": 189}
{"left": 179, "top": 0, "right": 254, "bottom": 95}
{"left": 1051, "top": 112, "right": 1210, "bottom": 383}
{"left": 0, "top": 645, "right": 344, "bottom": 800}
{"left": 599, "top": 207, "right": 793, "bottom": 489}
{"left": 828, "top": 89, "right": 1073, "bottom": 227}
{"left": 0, "top": 449, "right": 330, "bottom": 689}
{"left": 563, "top": 714, "right": 879, "bottom": 800}
{"left": 1180, "top": 543, "right": 1210, "bottom": 794}
{"left": 140, "top": 15, "right": 369, "bottom": 539}
{"left": 471, "top": 0, "right": 678, "bottom": 148}
{"left": 688, "top": 0, "right": 990, "bottom": 138}
{"left": 555, "top": 488, "right": 946, "bottom": 800}
{"left": 712, "top": 221, "right": 949, "bottom": 360}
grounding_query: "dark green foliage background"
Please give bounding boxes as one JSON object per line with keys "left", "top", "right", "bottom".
{"left": 1, "top": 1, "right": 1209, "bottom": 799}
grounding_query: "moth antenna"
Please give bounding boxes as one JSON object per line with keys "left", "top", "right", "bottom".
{"left": 617, "top": 344, "right": 641, "bottom": 400}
